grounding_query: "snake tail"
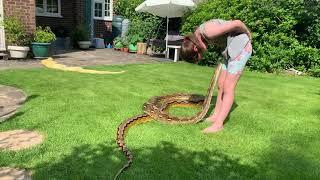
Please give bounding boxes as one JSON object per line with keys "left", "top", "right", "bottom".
{"left": 114, "top": 114, "right": 151, "bottom": 180}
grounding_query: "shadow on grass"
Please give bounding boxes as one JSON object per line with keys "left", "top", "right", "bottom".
{"left": 257, "top": 133, "right": 320, "bottom": 179}
{"left": 3, "top": 112, "right": 25, "bottom": 122}
{"left": 32, "top": 141, "right": 257, "bottom": 179}
{"left": 7, "top": 94, "right": 39, "bottom": 119}
{"left": 25, "top": 95, "right": 39, "bottom": 103}
{"left": 0, "top": 94, "right": 39, "bottom": 124}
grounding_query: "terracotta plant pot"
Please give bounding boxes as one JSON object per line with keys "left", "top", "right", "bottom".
{"left": 120, "top": 48, "right": 124, "bottom": 51}
{"left": 123, "top": 48, "right": 129, "bottom": 52}
{"left": 137, "top": 42, "right": 147, "bottom": 55}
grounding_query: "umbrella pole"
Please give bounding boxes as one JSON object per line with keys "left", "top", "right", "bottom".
{"left": 166, "top": 17, "right": 169, "bottom": 59}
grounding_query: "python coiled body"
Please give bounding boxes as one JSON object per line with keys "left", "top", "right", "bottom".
{"left": 115, "top": 64, "right": 222, "bottom": 180}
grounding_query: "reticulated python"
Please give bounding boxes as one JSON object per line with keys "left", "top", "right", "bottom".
{"left": 115, "top": 64, "right": 222, "bottom": 179}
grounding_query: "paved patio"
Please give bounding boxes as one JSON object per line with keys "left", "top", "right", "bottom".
{"left": 0, "top": 49, "right": 172, "bottom": 70}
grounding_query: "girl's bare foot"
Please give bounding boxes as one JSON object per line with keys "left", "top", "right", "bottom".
{"left": 202, "top": 123, "right": 224, "bottom": 133}
{"left": 205, "top": 114, "right": 218, "bottom": 122}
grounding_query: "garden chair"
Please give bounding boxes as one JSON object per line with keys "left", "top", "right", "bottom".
{"left": 147, "top": 30, "right": 184, "bottom": 56}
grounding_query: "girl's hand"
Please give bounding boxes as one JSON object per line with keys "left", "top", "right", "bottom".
{"left": 194, "top": 29, "right": 207, "bottom": 51}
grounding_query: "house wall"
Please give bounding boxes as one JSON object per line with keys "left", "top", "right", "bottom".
{"left": 36, "top": 0, "right": 85, "bottom": 37}
{"left": 36, "top": 0, "right": 115, "bottom": 41}
{"left": 36, "top": 0, "right": 112, "bottom": 39}
{"left": 93, "top": 0, "right": 116, "bottom": 41}
{"left": 3, "top": 0, "right": 36, "bottom": 33}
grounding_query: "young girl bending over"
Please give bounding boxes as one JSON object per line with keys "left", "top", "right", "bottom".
{"left": 181, "top": 19, "right": 252, "bottom": 133}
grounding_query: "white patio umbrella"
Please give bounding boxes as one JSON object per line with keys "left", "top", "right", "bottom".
{"left": 135, "top": 0, "right": 195, "bottom": 57}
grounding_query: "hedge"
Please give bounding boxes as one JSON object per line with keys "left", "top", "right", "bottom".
{"left": 114, "top": 0, "right": 164, "bottom": 41}
{"left": 181, "top": 0, "right": 320, "bottom": 77}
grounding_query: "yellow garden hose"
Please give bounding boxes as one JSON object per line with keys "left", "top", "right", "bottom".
{"left": 41, "top": 58, "right": 126, "bottom": 74}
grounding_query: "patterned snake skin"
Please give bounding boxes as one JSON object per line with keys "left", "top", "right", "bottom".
{"left": 114, "top": 64, "right": 222, "bottom": 179}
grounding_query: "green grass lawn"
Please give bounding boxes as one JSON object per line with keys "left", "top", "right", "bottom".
{"left": 0, "top": 62, "right": 319, "bottom": 179}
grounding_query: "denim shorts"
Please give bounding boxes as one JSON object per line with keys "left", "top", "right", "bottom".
{"left": 222, "top": 43, "right": 252, "bottom": 75}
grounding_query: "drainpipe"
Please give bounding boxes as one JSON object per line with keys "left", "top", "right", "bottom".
{"left": 0, "top": 0, "right": 5, "bottom": 51}
{"left": 90, "top": 0, "right": 94, "bottom": 40}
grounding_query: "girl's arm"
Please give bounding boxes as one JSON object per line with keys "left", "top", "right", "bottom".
{"left": 202, "top": 20, "right": 252, "bottom": 40}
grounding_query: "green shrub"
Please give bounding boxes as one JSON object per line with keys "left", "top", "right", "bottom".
{"left": 122, "top": 37, "right": 129, "bottom": 47}
{"left": 294, "top": 0, "right": 320, "bottom": 48}
{"left": 71, "top": 24, "right": 90, "bottom": 48}
{"left": 126, "top": 17, "right": 163, "bottom": 41}
{"left": 33, "top": 26, "right": 56, "bottom": 43}
{"left": 114, "top": 37, "right": 123, "bottom": 49}
{"left": 198, "top": 45, "right": 224, "bottom": 66}
{"left": 115, "top": 0, "right": 164, "bottom": 41}
{"left": 181, "top": 0, "right": 320, "bottom": 77}
{"left": 114, "top": 0, "right": 144, "bottom": 19}
{"left": 2, "top": 16, "right": 30, "bottom": 46}
{"left": 128, "top": 34, "right": 143, "bottom": 46}
{"left": 308, "top": 66, "right": 320, "bottom": 77}
{"left": 72, "top": 25, "right": 90, "bottom": 42}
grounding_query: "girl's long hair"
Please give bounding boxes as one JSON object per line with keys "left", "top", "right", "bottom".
{"left": 181, "top": 33, "right": 204, "bottom": 63}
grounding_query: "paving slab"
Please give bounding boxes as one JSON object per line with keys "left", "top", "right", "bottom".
{"left": 0, "top": 85, "right": 27, "bottom": 123}
{"left": 0, "top": 49, "right": 172, "bottom": 70}
{"left": 0, "top": 130, "right": 43, "bottom": 151}
{"left": 0, "top": 167, "right": 32, "bottom": 180}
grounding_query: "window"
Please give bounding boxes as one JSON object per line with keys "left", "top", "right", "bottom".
{"left": 94, "top": 0, "right": 113, "bottom": 21}
{"left": 105, "top": 0, "right": 111, "bottom": 17}
{"left": 94, "top": 3, "right": 103, "bottom": 18}
{"left": 36, "top": 0, "right": 61, "bottom": 17}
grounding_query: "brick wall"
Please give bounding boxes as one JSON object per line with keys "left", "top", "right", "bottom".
{"left": 75, "top": 0, "right": 85, "bottom": 25}
{"left": 3, "top": 0, "right": 36, "bottom": 33}
{"left": 36, "top": 0, "right": 82, "bottom": 37}
{"left": 94, "top": 20, "right": 112, "bottom": 40}
{"left": 3, "top": 0, "right": 117, "bottom": 39}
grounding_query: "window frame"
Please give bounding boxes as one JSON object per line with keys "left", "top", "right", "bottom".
{"left": 94, "top": 0, "right": 113, "bottom": 21}
{"left": 36, "top": 0, "right": 62, "bottom": 18}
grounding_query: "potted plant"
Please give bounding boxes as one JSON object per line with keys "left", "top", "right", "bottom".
{"left": 128, "top": 34, "right": 144, "bottom": 53}
{"left": 113, "top": 37, "right": 123, "bottom": 51}
{"left": 72, "top": 25, "right": 91, "bottom": 49}
{"left": 32, "top": 26, "right": 56, "bottom": 58}
{"left": 2, "top": 16, "right": 31, "bottom": 59}
{"left": 122, "top": 37, "right": 129, "bottom": 53}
